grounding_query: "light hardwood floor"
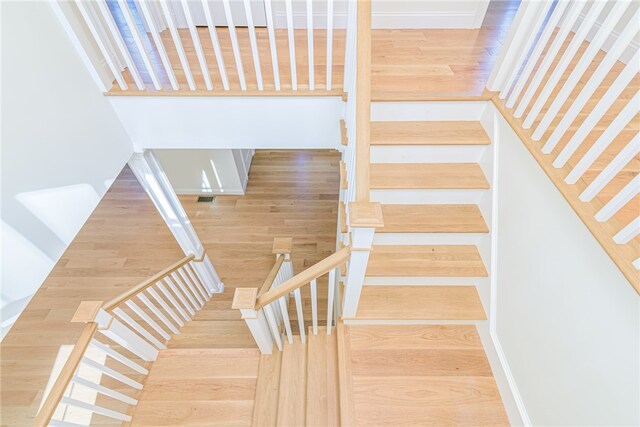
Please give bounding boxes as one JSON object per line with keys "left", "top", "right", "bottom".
{"left": 345, "top": 324, "right": 509, "bottom": 426}
{"left": 0, "top": 166, "right": 184, "bottom": 427}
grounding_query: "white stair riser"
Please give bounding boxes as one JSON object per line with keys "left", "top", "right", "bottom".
{"left": 371, "top": 145, "right": 487, "bottom": 163}
{"left": 374, "top": 233, "right": 487, "bottom": 245}
{"left": 371, "top": 189, "right": 487, "bottom": 204}
{"left": 371, "top": 101, "right": 489, "bottom": 121}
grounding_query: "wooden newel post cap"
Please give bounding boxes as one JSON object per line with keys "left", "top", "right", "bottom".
{"left": 272, "top": 237, "right": 293, "bottom": 255}
{"left": 349, "top": 202, "right": 384, "bottom": 228}
{"left": 232, "top": 288, "right": 258, "bottom": 310}
{"left": 71, "top": 301, "right": 104, "bottom": 323}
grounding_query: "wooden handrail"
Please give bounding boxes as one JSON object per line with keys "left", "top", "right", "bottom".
{"left": 355, "top": 0, "right": 372, "bottom": 201}
{"left": 34, "top": 323, "right": 99, "bottom": 426}
{"left": 102, "top": 254, "right": 195, "bottom": 310}
{"left": 255, "top": 246, "right": 351, "bottom": 309}
{"left": 258, "top": 255, "right": 286, "bottom": 297}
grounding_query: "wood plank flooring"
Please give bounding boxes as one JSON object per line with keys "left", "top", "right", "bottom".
{"left": 346, "top": 325, "right": 509, "bottom": 426}
{"left": 0, "top": 166, "right": 184, "bottom": 427}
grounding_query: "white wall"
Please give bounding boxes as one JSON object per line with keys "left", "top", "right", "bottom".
{"left": 0, "top": 1, "right": 133, "bottom": 338}
{"left": 493, "top": 108, "right": 640, "bottom": 426}
{"left": 153, "top": 149, "right": 253, "bottom": 195}
{"left": 108, "top": 96, "right": 344, "bottom": 150}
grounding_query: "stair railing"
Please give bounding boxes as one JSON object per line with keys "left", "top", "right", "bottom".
{"left": 233, "top": 245, "right": 350, "bottom": 354}
{"left": 487, "top": 0, "right": 640, "bottom": 289}
{"left": 35, "top": 253, "right": 213, "bottom": 426}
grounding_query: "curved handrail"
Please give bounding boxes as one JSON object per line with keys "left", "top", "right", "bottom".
{"left": 258, "top": 255, "right": 286, "bottom": 297}
{"left": 255, "top": 246, "right": 351, "bottom": 309}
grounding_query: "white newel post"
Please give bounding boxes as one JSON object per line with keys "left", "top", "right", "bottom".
{"left": 342, "top": 202, "right": 384, "bottom": 318}
{"left": 129, "top": 151, "right": 223, "bottom": 294}
{"left": 232, "top": 288, "right": 274, "bottom": 354}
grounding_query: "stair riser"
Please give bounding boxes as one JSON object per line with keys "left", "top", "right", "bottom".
{"left": 371, "top": 189, "right": 487, "bottom": 204}
{"left": 371, "top": 145, "right": 487, "bottom": 163}
{"left": 371, "top": 101, "right": 488, "bottom": 121}
{"left": 373, "top": 233, "right": 488, "bottom": 246}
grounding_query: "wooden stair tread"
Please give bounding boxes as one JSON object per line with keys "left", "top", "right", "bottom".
{"left": 370, "top": 163, "right": 490, "bottom": 189}
{"left": 356, "top": 286, "right": 486, "bottom": 320}
{"left": 306, "top": 328, "right": 340, "bottom": 427}
{"left": 366, "top": 245, "right": 488, "bottom": 277}
{"left": 251, "top": 352, "right": 281, "bottom": 427}
{"left": 348, "top": 325, "right": 484, "bottom": 350}
{"left": 371, "top": 121, "right": 490, "bottom": 145}
{"left": 276, "top": 336, "right": 307, "bottom": 426}
{"left": 379, "top": 204, "right": 489, "bottom": 233}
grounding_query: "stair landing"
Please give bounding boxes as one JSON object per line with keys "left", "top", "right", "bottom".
{"left": 344, "top": 324, "right": 509, "bottom": 426}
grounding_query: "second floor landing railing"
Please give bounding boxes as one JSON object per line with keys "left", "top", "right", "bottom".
{"left": 35, "top": 253, "right": 213, "bottom": 426}
{"left": 61, "top": 0, "right": 349, "bottom": 95}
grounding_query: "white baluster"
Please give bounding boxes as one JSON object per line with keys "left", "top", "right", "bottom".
{"left": 264, "top": 0, "right": 280, "bottom": 90}
{"left": 89, "top": 340, "right": 148, "bottom": 375}
{"left": 201, "top": 0, "right": 230, "bottom": 90}
{"left": 565, "top": 91, "right": 640, "bottom": 184}
{"left": 176, "top": 268, "right": 205, "bottom": 306}
{"left": 294, "top": 288, "right": 305, "bottom": 343}
{"left": 277, "top": 297, "right": 294, "bottom": 344}
{"left": 243, "top": 0, "right": 263, "bottom": 90}
{"left": 186, "top": 263, "right": 212, "bottom": 299}
{"left": 222, "top": 0, "right": 247, "bottom": 90}
{"left": 499, "top": 0, "right": 554, "bottom": 100}
{"left": 167, "top": 273, "right": 197, "bottom": 314}
{"left": 74, "top": 0, "right": 127, "bottom": 90}
{"left": 116, "top": 0, "right": 162, "bottom": 90}
{"left": 285, "top": 0, "right": 297, "bottom": 89}
{"left": 326, "top": 0, "right": 334, "bottom": 90}
{"left": 306, "top": 0, "right": 314, "bottom": 90}
{"left": 523, "top": 1, "right": 606, "bottom": 129}
{"left": 111, "top": 307, "right": 166, "bottom": 350}
{"left": 595, "top": 175, "right": 640, "bottom": 222}
{"left": 71, "top": 376, "right": 137, "bottom": 405}
{"left": 159, "top": 0, "right": 196, "bottom": 90}
{"left": 81, "top": 357, "right": 143, "bottom": 389}
{"left": 326, "top": 267, "right": 336, "bottom": 334}
{"left": 59, "top": 397, "right": 131, "bottom": 422}
{"left": 505, "top": 0, "right": 568, "bottom": 107}
{"left": 94, "top": 308, "right": 160, "bottom": 360}
{"left": 147, "top": 286, "right": 184, "bottom": 327}
{"left": 232, "top": 288, "right": 274, "bottom": 354}
{"left": 514, "top": 1, "right": 585, "bottom": 117}
{"left": 125, "top": 300, "right": 170, "bottom": 339}
{"left": 137, "top": 0, "right": 178, "bottom": 90}
{"left": 263, "top": 304, "right": 283, "bottom": 351}
{"left": 533, "top": 2, "right": 633, "bottom": 141}
{"left": 155, "top": 281, "right": 191, "bottom": 323}
{"left": 95, "top": 0, "right": 145, "bottom": 90}
{"left": 554, "top": 50, "right": 640, "bottom": 168}
{"left": 613, "top": 218, "right": 640, "bottom": 245}
{"left": 310, "top": 279, "right": 318, "bottom": 335}
{"left": 138, "top": 293, "right": 179, "bottom": 334}
{"left": 581, "top": 133, "right": 640, "bottom": 203}
{"left": 179, "top": 0, "right": 212, "bottom": 90}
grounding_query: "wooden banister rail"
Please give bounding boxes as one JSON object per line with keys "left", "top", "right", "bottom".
{"left": 256, "top": 246, "right": 351, "bottom": 309}
{"left": 102, "top": 254, "right": 196, "bottom": 310}
{"left": 34, "top": 323, "right": 99, "bottom": 426}
{"left": 258, "top": 255, "right": 286, "bottom": 297}
{"left": 355, "top": 0, "right": 372, "bottom": 201}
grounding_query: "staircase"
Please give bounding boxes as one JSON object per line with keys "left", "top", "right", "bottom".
{"left": 251, "top": 329, "right": 340, "bottom": 427}
{"left": 354, "top": 109, "right": 492, "bottom": 322}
